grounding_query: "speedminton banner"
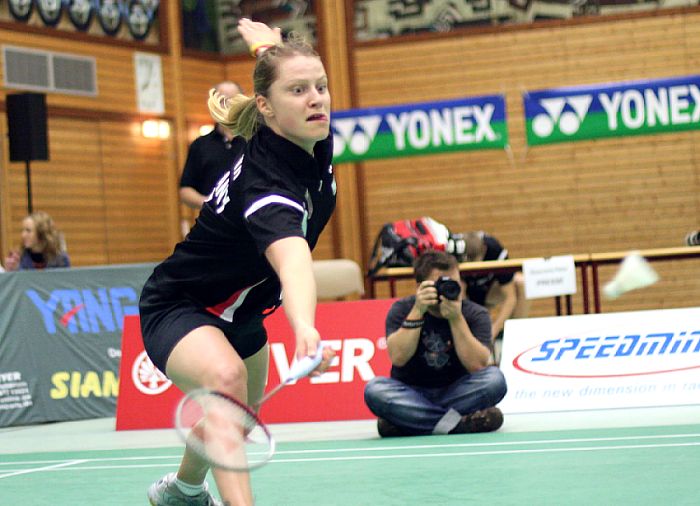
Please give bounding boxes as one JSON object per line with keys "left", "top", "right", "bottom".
{"left": 524, "top": 75, "right": 700, "bottom": 145}
{"left": 331, "top": 95, "right": 508, "bottom": 163}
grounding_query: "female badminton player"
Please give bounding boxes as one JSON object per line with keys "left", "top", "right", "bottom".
{"left": 139, "top": 18, "right": 335, "bottom": 506}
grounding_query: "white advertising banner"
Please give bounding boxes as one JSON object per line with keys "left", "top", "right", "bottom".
{"left": 498, "top": 307, "right": 700, "bottom": 414}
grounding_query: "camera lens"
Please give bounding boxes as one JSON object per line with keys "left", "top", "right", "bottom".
{"left": 435, "top": 276, "right": 461, "bottom": 301}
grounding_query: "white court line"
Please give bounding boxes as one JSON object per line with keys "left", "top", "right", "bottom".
{"left": 0, "top": 455, "right": 181, "bottom": 467}
{"left": 266, "top": 441, "right": 700, "bottom": 464}
{"left": 1, "top": 440, "right": 699, "bottom": 473}
{"left": 0, "top": 459, "right": 86, "bottom": 479}
{"left": 4, "top": 430, "right": 696, "bottom": 466}
{"left": 272, "top": 432, "right": 700, "bottom": 455}
{"left": 2, "top": 432, "right": 699, "bottom": 473}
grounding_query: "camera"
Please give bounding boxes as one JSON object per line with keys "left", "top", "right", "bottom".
{"left": 434, "top": 276, "right": 461, "bottom": 301}
{"left": 686, "top": 230, "right": 700, "bottom": 247}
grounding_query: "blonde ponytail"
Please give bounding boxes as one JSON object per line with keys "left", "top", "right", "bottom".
{"left": 207, "top": 88, "right": 262, "bottom": 140}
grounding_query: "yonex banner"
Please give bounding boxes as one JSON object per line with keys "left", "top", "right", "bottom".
{"left": 524, "top": 75, "right": 700, "bottom": 145}
{"left": 0, "top": 264, "right": 154, "bottom": 427}
{"left": 331, "top": 95, "right": 508, "bottom": 163}
{"left": 498, "top": 307, "right": 700, "bottom": 414}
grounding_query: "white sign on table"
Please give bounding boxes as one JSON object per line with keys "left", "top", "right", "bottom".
{"left": 522, "top": 255, "right": 577, "bottom": 299}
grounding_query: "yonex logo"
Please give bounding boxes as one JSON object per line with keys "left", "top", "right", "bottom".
{"left": 531, "top": 95, "right": 593, "bottom": 138}
{"left": 332, "top": 115, "right": 382, "bottom": 157}
{"left": 132, "top": 351, "right": 172, "bottom": 395}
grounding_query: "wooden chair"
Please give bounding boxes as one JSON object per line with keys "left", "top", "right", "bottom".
{"left": 312, "top": 259, "right": 365, "bottom": 300}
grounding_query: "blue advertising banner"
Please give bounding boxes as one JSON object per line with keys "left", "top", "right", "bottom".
{"left": 524, "top": 75, "right": 700, "bottom": 145}
{"left": 331, "top": 95, "right": 508, "bottom": 163}
{"left": 0, "top": 264, "right": 154, "bottom": 427}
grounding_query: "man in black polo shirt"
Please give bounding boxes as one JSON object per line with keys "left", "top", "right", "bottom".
{"left": 179, "top": 81, "right": 246, "bottom": 209}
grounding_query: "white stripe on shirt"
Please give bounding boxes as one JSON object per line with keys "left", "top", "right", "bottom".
{"left": 244, "top": 194, "right": 304, "bottom": 220}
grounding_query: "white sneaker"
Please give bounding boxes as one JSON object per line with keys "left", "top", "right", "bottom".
{"left": 147, "top": 472, "right": 222, "bottom": 506}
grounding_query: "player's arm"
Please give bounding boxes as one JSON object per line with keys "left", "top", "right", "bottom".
{"left": 265, "top": 237, "right": 332, "bottom": 373}
{"left": 179, "top": 186, "right": 207, "bottom": 209}
{"left": 237, "top": 18, "right": 282, "bottom": 56}
{"left": 491, "top": 280, "right": 517, "bottom": 340}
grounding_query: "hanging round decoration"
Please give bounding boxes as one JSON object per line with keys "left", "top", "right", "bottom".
{"left": 126, "top": 0, "right": 152, "bottom": 40}
{"left": 35, "top": 0, "right": 64, "bottom": 27}
{"left": 8, "top": 0, "right": 34, "bottom": 22}
{"left": 67, "top": 0, "right": 95, "bottom": 31}
{"left": 96, "top": 0, "right": 123, "bottom": 36}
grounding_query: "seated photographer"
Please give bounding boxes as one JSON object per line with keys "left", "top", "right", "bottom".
{"left": 364, "top": 250, "right": 507, "bottom": 438}
{"left": 461, "top": 231, "right": 529, "bottom": 360}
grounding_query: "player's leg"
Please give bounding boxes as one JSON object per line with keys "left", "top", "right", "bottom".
{"left": 161, "top": 325, "right": 253, "bottom": 506}
{"left": 244, "top": 342, "right": 269, "bottom": 408}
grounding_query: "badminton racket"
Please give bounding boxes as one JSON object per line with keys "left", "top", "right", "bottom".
{"left": 174, "top": 344, "right": 326, "bottom": 471}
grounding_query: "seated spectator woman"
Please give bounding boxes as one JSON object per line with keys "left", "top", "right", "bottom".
{"left": 3, "top": 211, "right": 70, "bottom": 270}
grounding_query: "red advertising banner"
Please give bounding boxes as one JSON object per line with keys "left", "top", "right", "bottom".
{"left": 116, "top": 299, "right": 395, "bottom": 430}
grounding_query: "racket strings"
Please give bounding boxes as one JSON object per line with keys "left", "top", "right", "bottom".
{"left": 176, "top": 390, "right": 274, "bottom": 471}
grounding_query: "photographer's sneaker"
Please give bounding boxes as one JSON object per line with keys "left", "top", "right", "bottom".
{"left": 147, "top": 472, "right": 222, "bottom": 506}
{"left": 377, "top": 417, "right": 410, "bottom": 438}
{"left": 451, "top": 407, "right": 504, "bottom": 434}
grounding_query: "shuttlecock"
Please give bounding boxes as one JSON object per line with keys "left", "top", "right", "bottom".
{"left": 603, "top": 252, "right": 659, "bottom": 300}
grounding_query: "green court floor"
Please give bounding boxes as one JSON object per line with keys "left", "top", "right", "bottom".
{"left": 2, "top": 423, "right": 698, "bottom": 505}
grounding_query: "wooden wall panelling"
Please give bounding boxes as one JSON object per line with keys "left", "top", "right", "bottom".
{"left": 181, "top": 58, "right": 228, "bottom": 122}
{"left": 316, "top": 0, "right": 364, "bottom": 264}
{"left": 223, "top": 59, "right": 256, "bottom": 102}
{"left": 2, "top": 116, "right": 179, "bottom": 267}
{"left": 0, "top": 28, "right": 176, "bottom": 116}
{"left": 0, "top": 24, "right": 182, "bottom": 265}
{"left": 3, "top": 116, "right": 108, "bottom": 265}
{"left": 354, "top": 12, "right": 700, "bottom": 314}
{"left": 100, "top": 120, "right": 178, "bottom": 264}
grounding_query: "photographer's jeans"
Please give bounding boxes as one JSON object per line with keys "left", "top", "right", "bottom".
{"left": 364, "top": 366, "right": 507, "bottom": 434}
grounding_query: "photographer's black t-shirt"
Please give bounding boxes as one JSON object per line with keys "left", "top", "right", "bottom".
{"left": 386, "top": 296, "right": 492, "bottom": 387}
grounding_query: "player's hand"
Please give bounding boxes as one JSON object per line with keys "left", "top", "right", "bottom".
{"left": 312, "top": 345, "right": 335, "bottom": 377}
{"left": 237, "top": 18, "right": 282, "bottom": 52}
{"left": 294, "top": 326, "right": 334, "bottom": 377}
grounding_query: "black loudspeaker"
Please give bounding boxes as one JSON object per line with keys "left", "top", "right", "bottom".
{"left": 6, "top": 93, "right": 49, "bottom": 162}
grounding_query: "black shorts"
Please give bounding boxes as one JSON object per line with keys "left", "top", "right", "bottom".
{"left": 139, "top": 279, "right": 268, "bottom": 374}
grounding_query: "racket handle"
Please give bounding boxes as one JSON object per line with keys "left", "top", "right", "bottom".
{"left": 285, "top": 343, "right": 326, "bottom": 382}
